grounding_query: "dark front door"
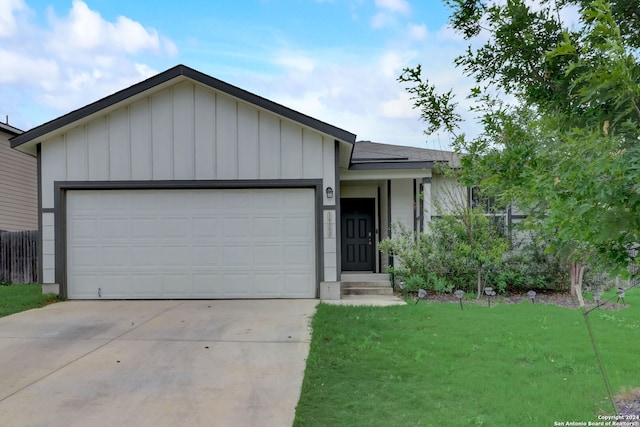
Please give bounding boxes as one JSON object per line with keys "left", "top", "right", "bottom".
{"left": 341, "top": 198, "right": 375, "bottom": 271}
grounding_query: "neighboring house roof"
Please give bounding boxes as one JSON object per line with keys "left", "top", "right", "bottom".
{"left": 0, "top": 122, "right": 23, "bottom": 137}
{"left": 349, "top": 140, "right": 461, "bottom": 170}
{"left": 11, "top": 64, "right": 357, "bottom": 155}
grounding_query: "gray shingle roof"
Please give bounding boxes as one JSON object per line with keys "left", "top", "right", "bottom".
{"left": 351, "top": 140, "right": 461, "bottom": 169}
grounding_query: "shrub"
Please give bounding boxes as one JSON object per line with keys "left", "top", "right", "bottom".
{"left": 485, "top": 239, "right": 570, "bottom": 292}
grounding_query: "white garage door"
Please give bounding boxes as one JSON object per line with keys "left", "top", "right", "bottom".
{"left": 66, "top": 188, "right": 316, "bottom": 299}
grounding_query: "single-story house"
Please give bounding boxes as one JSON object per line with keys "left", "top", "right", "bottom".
{"left": 0, "top": 122, "right": 38, "bottom": 231}
{"left": 11, "top": 64, "right": 463, "bottom": 299}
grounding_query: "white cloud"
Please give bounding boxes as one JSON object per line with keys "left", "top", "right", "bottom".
{"left": 379, "top": 51, "right": 410, "bottom": 77}
{"left": 371, "top": 0, "right": 411, "bottom": 29}
{"left": 0, "top": 49, "right": 59, "bottom": 85}
{"left": 0, "top": 0, "right": 177, "bottom": 130}
{"left": 375, "top": 0, "right": 410, "bottom": 14}
{"left": 47, "top": 0, "right": 176, "bottom": 56}
{"left": 371, "top": 12, "right": 393, "bottom": 29}
{"left": 408, "top": 23, "right": 427, "bottom": 41}
{"left": 274, "top": 52, "right": 316, "bottom": 73}
{"left": 380, "top": 92, "right": 415, "bottom": 119}
{"left": 0, "top": 0, "right": 27, "bottom": 38}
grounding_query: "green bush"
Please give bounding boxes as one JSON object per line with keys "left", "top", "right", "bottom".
{"left": 381, "top": 221, "right": 571, "bottom": 295}
{"left": 405, "top": 274, "right": 426, "bottom": 292}
{"left": 485, "top": 240, "right": 570, "bottom": 292}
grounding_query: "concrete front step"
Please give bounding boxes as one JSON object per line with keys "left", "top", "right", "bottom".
{"left": 340, "top": 273, "right": 393, "bottom": 297}
{"left": 341, "top": 286, "right": 394, "bottom": 296}
{"left": 341, "top": 273, "right": 390, "bottom": 282}
{"left": 341, "top": 281, "right": 391, "bottom": 289}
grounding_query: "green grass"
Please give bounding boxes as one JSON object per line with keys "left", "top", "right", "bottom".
{"left": 295, "top": 288, "right": 640, "bottom": 427}
{"left": 0, "top": 284, "right": 61, "bottom": 318}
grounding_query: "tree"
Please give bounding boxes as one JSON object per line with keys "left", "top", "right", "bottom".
{"left": 400, "top": 0, "right": 640, "bottom": 304}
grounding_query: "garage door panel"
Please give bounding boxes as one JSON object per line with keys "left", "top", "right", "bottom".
{"left": 70, "top": 218, "right": 99, "bottom": 240}
{"left": 67, "top": 188, "right": 316, "bottom": 299}
{"left": 222, "top": 245, "right": 252, "bottom": 266}
{"left": 285, "top": 217, "right": 313, "bottom": 238}
{"left": 191, "top": 217, "right": 220, "bottom": 239}
{"left": 100, "top": 274, "right": 130, "bottom": 297}
{"left": 222, "top": 273, "right": 252, "bottom": 296}
{"left": 162, "top": 218, "right": 192, "bottom": 239}
{"left": 162, "top": 273, "right": 193, "bottom": 295}
{"left": 98, "top": 192, "right": 131, "bottom": 212}
{"left": 222, "top": 217, "right": 253, "bottom": 240}
{"left": 161, "top": 245, "right": 192, "bottom": 266}
{"left": 70, "top": 246, "right": 98, "bottom": 268}
{"left": 130, "top": 218, "right": 160, "bottom": 239}
{"left": 285, "top": 274, "right": 313, "bottom": 296}
{"left": 100, "top": 218, "right": 129, "bottom": 239}
{"left": 252, "top": 246, "right": 282, "bottom": 266}
{"left": 192, "top": 273, "right": 224, "bottom": 296}
{"left": 255, "top": 274, "right": 285, "bottom": 295}
{"left": 130, "top": 246, "right": 161, "bottom": 267}
{"left": 253, "top": 217, "right": 282, "bottom": 238}
{"left": 101, "top": 246, "right": 129, "bottom": 267}
{"left": 132, "top": 192, "right": 162, "bottom": 211}
{"left": 221, "top": 192, "right": 252, "bottom": 210}
{"left": 192, "top": 245, "right": 221, "bottom": 266}
{"left": 284, "top": 245, "right": 313, "bottom": 265}
{"left": 132, "top": 274, "right": 163, "bottom": 297}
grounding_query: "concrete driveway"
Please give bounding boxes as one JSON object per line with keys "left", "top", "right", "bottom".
{"left": 0, "top": 299, "right": 318, "bottom": 427}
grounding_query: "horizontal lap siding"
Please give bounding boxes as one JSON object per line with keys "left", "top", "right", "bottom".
{"left": 0, "top": 134, "right": 37, "bottom": 231}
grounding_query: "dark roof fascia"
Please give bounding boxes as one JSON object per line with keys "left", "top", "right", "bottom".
{"left": 1, "top": 122, "right": 23, "bottom": 137}
{"left": 351, "top": 157, "right": 410, "bottom": 161}
{"left": 348, "top": 161, "right": 437, "bottom": 170}
{"left": 11, "top": 64, "right": 357, "bottom": 148}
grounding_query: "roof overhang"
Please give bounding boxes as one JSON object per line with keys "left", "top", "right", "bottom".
{"left": 348, "top": 161, "right": 440, "bottom": 170}
{"left": 0, "top": 122, "right": 23, "bottom": 137}
{"left": 11, "top": 64, "right": 356, "bottom": 156}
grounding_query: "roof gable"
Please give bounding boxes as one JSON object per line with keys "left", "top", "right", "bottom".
{"left": 11, "top": 65, "right": 356, "bottom": 155}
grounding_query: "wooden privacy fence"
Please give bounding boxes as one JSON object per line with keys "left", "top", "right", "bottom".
{"left": 0, "top": 230, "right": 39, "bottom": 284}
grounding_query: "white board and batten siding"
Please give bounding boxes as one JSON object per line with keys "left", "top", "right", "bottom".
{"left": 39, "top": 80, "right": 339, "bottom": 297}
{"left": 389, "top": 179, "right": 415, "bottom": 233}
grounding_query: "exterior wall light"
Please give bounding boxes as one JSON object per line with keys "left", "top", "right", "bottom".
{"left": 325, "top": 187, "right": 334, "bottom": 199}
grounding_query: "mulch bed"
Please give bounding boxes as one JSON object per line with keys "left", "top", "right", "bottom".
{"left": 409, "top": 291, "right": 629, "bottom": 311}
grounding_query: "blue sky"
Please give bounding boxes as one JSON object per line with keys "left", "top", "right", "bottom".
{"left": 1, "top": 0, "right": 475, "bottom": 149}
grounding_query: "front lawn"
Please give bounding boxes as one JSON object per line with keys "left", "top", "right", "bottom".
{"left": 295, "top": 289, "right": 639, "bottom": 426}
{"left": 0, "top": 284, "right": 61, "bottom": 318}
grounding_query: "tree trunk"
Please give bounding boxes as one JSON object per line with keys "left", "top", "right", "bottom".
{"left": 570, "top": 261, "right": 586, "bottom": 308}
{"left": 476, "top": 265, "right": 483, "bottom": 299}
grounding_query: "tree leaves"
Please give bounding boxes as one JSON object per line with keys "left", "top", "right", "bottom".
{"left": 404, "top": 0, "right": 640, "bottom": 283}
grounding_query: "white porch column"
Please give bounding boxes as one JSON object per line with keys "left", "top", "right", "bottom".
{"left": 422, "top": 177, "right": 432, "bottom": 232}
